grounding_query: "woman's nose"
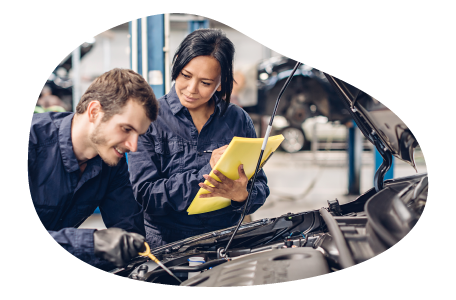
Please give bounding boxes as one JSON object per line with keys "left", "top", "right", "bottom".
{"left": 187, "top": 79, "right": 198, "bottom": 94}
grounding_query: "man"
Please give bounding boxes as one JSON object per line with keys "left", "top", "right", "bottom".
{"left": 28, "top": 69, "right": 159, "bottom": 269}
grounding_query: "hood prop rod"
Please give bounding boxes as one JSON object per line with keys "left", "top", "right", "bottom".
{"left": 373, "top": 136, "right": 393, "bottom": 192}
{"left": 220, "top": 61, "right": 302, "bottom": 258}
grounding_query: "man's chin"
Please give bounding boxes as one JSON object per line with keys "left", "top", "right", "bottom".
{"left": 100, "top": 155, "right": 121, "bottom": 167}
{"left": 105, "top": 160, "right": 120, "bottom": 167}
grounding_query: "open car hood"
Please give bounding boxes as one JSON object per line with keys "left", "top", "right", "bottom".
{"left": 309, "top": 62, "right": 456, "bottom": 169}
{"left": 112, "top": 69, "right": 427, "bottom": 287}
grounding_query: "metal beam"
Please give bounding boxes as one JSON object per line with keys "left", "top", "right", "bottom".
{"left": 71, "top": 46, "right": 81, "bottom": 111}
{"left": 347, "top": 121, "right": 362, "bottom": 194}
{"left": 130, "top": 20, "right": 138, "bottom": 73}
{"left": 141, "top": 17, "right": 148, "bottom": 81}
{"left": 164, "top": 13, "right": 171, "bottom": 94}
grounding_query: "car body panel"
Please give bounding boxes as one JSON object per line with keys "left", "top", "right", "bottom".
{"left": 322, "top": 67, "right": 456, "bottom": 167}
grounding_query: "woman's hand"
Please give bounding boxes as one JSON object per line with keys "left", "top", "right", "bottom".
{"left": 209, "top": 145, "right": 228, "bottom": 169}
{"left": 199, "top": 164, "right": 249, "bottom": 202}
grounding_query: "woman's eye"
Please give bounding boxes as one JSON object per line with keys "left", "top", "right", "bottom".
{"left": 202, "top": 81, "right": 210, "bottom": 86}
{"left": 181, "top": 72, "right": 190, "bottom": 78}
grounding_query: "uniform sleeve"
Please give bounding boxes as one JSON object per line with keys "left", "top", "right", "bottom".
{"left": 49, "top": 228, "right": 117, "bottom": 270}
{"left": 128, "top": 130, "right": 211, "bottom": 217}
{"left": 230, "top": 111, "right": 270, "bottom": 215}
{"left": 98, "top": 158, "right": 146, "bottom": 237}
{"left": 49, "top": 228, "right": 96, "bottom": 261}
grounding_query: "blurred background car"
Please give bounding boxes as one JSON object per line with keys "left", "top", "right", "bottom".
{"left": 270, "top": 115, "right": 372, "bottom": 153}
{"left": 241, "top": 57, "right": 357, "bottom": 153}
{"left": 245, "top": 58, "right": 352, "bottom": 126}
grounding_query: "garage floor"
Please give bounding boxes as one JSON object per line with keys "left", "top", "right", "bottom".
{"left": 79, "top": 149, "right": 427, "bottom": 229}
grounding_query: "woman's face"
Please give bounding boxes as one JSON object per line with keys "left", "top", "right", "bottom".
{"left": 175, "top": 55, "right": 222, "bottom": 112}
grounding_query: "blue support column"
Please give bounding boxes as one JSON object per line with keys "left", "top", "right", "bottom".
{"left": 347, "top": 120, "right": 362, "bottom": 194}
{"left": 126, "top": 15, "right": 165, "bottom": 168}
{"left": 375, "top": 149, "right": 395, "bottom": 181}
{"left": 92, "top": 17, "right": 165, "bottom": 216}
{"left": 188, "top": 20, "right": 209, "bottom": 33}
{"left": 147, "top": 15, "right": 165, "bottom": 97}
{"left": 129, "top": 15, "right": 165, "bottom": 97}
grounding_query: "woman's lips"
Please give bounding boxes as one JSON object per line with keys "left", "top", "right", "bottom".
{"left": 183, "top": 93, "right": 198, "bottom": 102}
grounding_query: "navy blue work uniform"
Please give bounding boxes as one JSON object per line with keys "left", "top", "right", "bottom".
{"left": 28, "top": 112, "right": 145, "bottom": 267}
{"left": 128, "top": 86, "right": 270, "bottom": 248}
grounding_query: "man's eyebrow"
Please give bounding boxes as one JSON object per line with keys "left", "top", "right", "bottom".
{"left": 182, "top": 69, "right": 215, "bottom": 81}
{"left": 120, "top": 123, "right": 138, "bottom": 133}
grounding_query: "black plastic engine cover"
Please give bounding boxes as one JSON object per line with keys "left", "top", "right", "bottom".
{"left": 180, "top": 248, "right": 329, "bottom": 286}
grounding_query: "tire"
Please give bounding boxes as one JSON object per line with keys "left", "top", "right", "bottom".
{"left": 280, "top": 127, "right": 308, "bottom": 153}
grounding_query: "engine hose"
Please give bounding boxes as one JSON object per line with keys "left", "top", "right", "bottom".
{"left": 144, "top": 258, "right": 227, "bottom": 281}
{"left": 319, "top": 208, "right": 355, "bottom": 268}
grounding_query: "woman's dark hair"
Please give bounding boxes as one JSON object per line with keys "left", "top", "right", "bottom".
{"left": 172, "top": 28, "right": 235, "bottom": 115}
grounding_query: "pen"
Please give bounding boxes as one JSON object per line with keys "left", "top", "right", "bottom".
{"left": 203, "top": 150, "right": 213, "bottom": 153}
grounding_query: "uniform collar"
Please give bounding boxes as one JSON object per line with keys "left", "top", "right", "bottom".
{"left": 167, "top": 84, "right": 222, "bottom": 116}
{"left": 58, "top": 113, "right": 80, "bottom": 173}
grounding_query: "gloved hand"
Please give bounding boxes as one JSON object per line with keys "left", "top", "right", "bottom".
{"left": 93, "top": 228, "right": 146, "bottom": 267}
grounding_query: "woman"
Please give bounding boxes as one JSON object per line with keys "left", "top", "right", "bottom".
{"left": 128, "top": 28, "right": 270, "bottom": 248}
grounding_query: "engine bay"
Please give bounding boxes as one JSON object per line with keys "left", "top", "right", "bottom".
{"left": 111, "top": 173, "right": 428, "bottom": 286}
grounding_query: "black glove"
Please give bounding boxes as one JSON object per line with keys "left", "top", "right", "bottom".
{"left": 93, "top": 228, "right": 146, "bottom": 267}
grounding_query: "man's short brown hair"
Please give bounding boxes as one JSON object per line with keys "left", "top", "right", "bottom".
{"left": 76, "top": 68, "right": 159, "bottom": 122}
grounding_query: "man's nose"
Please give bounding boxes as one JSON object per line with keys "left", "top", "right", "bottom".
{"left": 125, "top": 134, "right": 138, "bottom": 152}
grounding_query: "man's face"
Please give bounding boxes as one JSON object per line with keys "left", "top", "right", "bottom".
{"left": 90, "top": 100, "right": 151, "bottom": 166}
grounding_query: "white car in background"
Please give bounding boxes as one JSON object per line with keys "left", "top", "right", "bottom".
{"left": 271, "top": 115, "right": 348, "bottom": 153}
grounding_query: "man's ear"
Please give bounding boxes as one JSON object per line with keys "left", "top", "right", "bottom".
{"left": 87, "top": 101, "right": 103, "bottom": 123}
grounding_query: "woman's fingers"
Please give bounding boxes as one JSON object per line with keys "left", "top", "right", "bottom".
{"left": 213, "top": 170, "right": 228, "bottom": 182}
{"left": 199, "top": 166, "right": 248, "bottom": 201}
{"left": 237, "top": 164, "right": 247, "bottom": 181}
{"left": 209, "top": 145, "right": 229, "bottom": 169}
{"left": 199, "top": 192, "right": 213, "bottom": 198}
{"left": 203, "top": 174, "right": 221, "bottom": 187}
{"left": 198, "top": 182, "right": 216, "bottom": 193}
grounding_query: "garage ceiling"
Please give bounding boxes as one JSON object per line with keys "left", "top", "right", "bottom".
{"left": 171, "top": 13, "right": 456, "bottom": 27}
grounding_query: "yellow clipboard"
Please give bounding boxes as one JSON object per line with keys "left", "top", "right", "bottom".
{"left": 187, "top": 135, "right": 284, "bottom": 215}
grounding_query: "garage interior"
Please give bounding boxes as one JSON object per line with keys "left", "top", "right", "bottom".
{"left": 18, "top": 13, "right": 456, "bottom": 287}
{"left": 44, "top": 13, "right": 426, "bottom": 229}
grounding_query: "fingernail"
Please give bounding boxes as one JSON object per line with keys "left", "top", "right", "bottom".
{"left": 240, "top": 164, "right": 244, "bottom": 170}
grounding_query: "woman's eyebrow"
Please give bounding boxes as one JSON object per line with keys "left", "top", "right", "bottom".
{"left": 182, "top": 69, "right": 215, "bottom": 81}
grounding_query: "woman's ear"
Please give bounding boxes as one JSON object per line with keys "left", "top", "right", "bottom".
{"left": 216, "top": 84, "right": 222, "bottom": 92}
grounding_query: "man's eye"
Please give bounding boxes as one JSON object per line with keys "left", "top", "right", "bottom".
{"left": 122, "top": 127, "right": 131, "bottom": 132}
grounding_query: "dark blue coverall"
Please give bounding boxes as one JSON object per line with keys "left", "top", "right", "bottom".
{"left": 28, "top": 112, "right": 145, "bottom": 268}
{"left": 128, "top": 85, "right": 270, "bottom": 248}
